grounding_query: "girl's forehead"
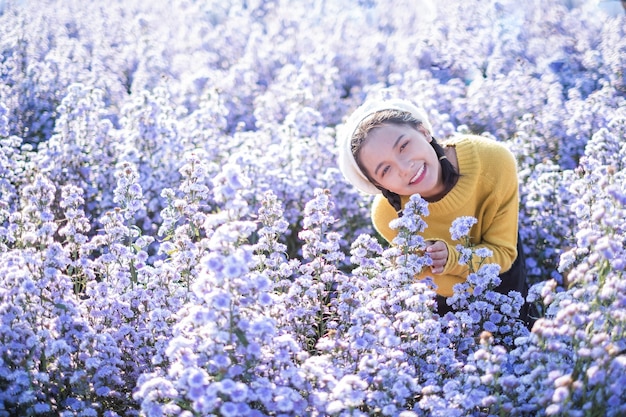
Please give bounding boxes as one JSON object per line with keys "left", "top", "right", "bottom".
{"left": 366, "top": 123, "right": 410, "bottom": 140}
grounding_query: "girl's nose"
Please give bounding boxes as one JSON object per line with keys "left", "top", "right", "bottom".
{"left": 400, "top": 160, "right": 414, "bottom": 177}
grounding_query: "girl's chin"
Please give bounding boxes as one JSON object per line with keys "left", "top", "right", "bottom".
{"left": 390, "top": 188, "right": 420, "bottom": 196}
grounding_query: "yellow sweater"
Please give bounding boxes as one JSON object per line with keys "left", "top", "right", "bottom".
{"left": 371, "top": 135, "right": 519, "bottom": 297}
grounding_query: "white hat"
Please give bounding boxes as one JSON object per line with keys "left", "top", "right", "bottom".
{"left": 337, "top": 98, "right": 433, "bottom": 195}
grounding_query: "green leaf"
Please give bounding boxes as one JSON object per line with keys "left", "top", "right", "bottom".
{"left": 234, "top": 328, "right": 249, "bottom": 347}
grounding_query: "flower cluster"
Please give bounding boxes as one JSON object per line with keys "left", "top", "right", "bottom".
{"left": 135, "top": 174, "right": 309, "bottom": 417}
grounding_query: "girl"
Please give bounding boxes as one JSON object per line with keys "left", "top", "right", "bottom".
{"left": 338, "top": 98, "right": 530, "bottom": 323}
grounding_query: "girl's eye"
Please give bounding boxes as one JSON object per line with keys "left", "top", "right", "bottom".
{"left": 381, "top": 166, "right": 390, "bottom": 177}
{"left": 399, "top": 141, "right": 408, "bottom": 152}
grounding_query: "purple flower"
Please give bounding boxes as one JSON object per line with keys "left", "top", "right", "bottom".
{"left": 187, "top": 368, "right": 208, "bottom": 388}
{"left": 0, "top": 103, "right": 9, "bottom": 137}
{"left": 212, "top": 292, "right": 231, "bottom": 310}
{"left": 474, "top": 247, "right": 493, "bottom": 259}
{"left": 450, "top": 216, "right": 478, "bottom": 241}
{"left": 219, "top": 402, "right": 239, "bottom": 417}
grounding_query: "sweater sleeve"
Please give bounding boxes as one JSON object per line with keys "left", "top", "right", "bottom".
{"left": 443, "top": 143, "right": 519, "bottom": 277}
{"left": 371, "top": 194, "right": 399, "bottom": 244}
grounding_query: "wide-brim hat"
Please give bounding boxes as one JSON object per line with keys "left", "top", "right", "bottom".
{"left": 337, "top": 98, "right": 433, "bottom": 195}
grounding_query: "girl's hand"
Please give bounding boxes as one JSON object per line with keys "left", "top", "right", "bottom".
{"left": 425, "top": 240, "right": 448, "bottom": 274}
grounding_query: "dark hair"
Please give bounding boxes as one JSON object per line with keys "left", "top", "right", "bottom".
{"left": 351, "top": 109, "right": 460, "bottom": 216}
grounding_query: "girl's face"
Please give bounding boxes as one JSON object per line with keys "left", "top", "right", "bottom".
{"left": 359, "top": 122, "right": 445, "bottom": 198}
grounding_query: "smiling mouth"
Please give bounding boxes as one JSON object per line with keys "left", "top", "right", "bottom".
{"left": 409, "top": 165, "right": 426, "bottom": 185}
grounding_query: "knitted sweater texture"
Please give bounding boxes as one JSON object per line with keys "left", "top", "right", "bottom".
{"left": 371, "top": 135, "right": 520, "bottom": 297}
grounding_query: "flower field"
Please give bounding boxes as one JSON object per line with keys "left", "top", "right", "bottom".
{"left": 1, "top": 0, "right": 625, "bottom": 415}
